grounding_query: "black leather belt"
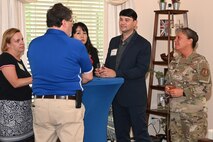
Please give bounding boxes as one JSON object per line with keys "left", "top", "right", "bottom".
{"left": 35, "top": 95, "right": 76, "bottom": 100}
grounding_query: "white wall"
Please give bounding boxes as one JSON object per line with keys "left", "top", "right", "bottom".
{"left": 134, "top": 0, "right": 213, "bottom": 130}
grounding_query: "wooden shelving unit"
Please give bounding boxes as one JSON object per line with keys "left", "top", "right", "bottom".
{"left": 147, "top": 10, "right": 189, "bottom": 142}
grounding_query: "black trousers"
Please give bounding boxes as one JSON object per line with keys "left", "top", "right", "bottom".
{"left": 112, "top": 98, "right": 151, "bottom": 142}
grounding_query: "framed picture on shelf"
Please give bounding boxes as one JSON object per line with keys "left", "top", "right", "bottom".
{"left": 160, "top": 19, "right": 173, "bottom": 36}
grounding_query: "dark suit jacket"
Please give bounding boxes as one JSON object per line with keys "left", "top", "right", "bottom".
{"left": 105, "top": 32, "right": 151, "bottom": 107}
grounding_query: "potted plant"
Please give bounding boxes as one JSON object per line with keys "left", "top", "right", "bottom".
{"left": 155, "top": 71, "right": 164, "bottom": 79}
{"left": 171, "top": 0, "right": 180, "bottom": 10}
{"left": 155, "top": 71, "right": 165, "bottom": 85}
{"left": 149, "top": 69, "right": 165, "bottom": 85}
{"left": 159, "top": 0, "right": 167, "bottom": 10}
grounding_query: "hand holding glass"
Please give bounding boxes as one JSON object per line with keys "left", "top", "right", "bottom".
{"left": 165, "top": 85, "right": 176, "bottom": 97}
{"left": 95, "top": 63, "right": 104, "bottom": 77}
{"left": 96, "top": 63, "right": 104, "bottom": 69}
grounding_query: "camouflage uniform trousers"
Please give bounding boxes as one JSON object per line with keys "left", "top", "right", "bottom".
{"left": 170, "top": 111, "right": 207, "bottom": 142}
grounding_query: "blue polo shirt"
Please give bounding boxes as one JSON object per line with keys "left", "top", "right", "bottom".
{"left": 27, "top": 29, "right": 93, "bottom": 95}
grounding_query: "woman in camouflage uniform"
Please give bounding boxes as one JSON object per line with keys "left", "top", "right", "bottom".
{"left": 165, "top": 27, "right": 212, "bottom": 142}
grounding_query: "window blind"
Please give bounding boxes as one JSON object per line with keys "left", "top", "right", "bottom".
{"left": 24, "top": 0, "right": 104, "bottom": 71}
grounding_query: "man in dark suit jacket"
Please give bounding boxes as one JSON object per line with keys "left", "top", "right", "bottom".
{"left": 95, "top": 8, "right": 151, "bottom": 142}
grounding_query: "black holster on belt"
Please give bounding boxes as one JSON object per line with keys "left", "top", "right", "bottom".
{"left": 75, "top": 90, "right": 83, "bottom": 108}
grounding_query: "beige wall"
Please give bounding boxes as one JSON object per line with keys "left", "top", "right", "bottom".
{"left": 134, "top": 0, "right": 213, "bottom": 130}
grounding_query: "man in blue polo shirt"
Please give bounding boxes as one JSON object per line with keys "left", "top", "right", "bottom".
{"left": 27, "top": 3, "right": 93, "bottom": 142}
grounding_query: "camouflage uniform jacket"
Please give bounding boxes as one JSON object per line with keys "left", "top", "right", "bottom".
{"left": 165, "top": 51, "right": 212, "bottom": 113}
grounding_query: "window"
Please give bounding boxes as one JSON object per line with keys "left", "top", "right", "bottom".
{"left": 24, "top": 0, "right": 104, "bottom": 67}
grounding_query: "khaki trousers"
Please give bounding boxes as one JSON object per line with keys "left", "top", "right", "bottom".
{"left": 32, "top": 98, "right": 85, "bottom": 142}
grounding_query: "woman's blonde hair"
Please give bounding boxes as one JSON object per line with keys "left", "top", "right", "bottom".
{"left": 1, "top": 28, "right": 20, "bottom": 52}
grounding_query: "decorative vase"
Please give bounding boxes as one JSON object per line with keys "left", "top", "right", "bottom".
{"left": 173, "top": 2, "right": 180, "bottom": 10}
{"left": 158, "top": 77, "right": 165, "bottom": 86}
{"left": 159, "top": 2, "right": 167, "bottom": 10}
{"left": 157, "top": 93, "right": 166, "bottom": 108}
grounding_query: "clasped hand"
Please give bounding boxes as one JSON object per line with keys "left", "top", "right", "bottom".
{"left": 165, "top": 85, "right": 184, "bottom": 98}
{"left": 95, "top": 66, "right": 116, "bottom": 78}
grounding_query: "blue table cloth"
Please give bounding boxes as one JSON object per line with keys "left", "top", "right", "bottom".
{"left": 83, "top": 77, "right": 124, "bottom": 142}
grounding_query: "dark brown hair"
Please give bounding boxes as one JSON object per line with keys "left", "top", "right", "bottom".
{"left": 46, "top": 3, "right": 72, "bottom": 27}
{"left": 176, "top": 27, "right": 199, "bottom": 48}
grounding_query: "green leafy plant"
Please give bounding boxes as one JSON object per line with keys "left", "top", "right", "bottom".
{"left": 149, "top": 69, "right": 164, "bottom": 79}
{"left": 155, "top": 71, "right": 164, "bottom": 79}
{"left": 160, "top": 0, "right": 166, "bottom": 2}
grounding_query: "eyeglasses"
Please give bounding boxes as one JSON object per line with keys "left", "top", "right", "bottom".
{"left": 67, "top": 19, "right": 74, "bottom": 24}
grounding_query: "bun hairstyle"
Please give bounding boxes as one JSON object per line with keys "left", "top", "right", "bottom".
{"left": 176, "top": 27, "right": 199, "bottom": 48}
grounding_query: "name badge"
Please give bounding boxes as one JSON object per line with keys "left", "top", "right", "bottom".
{"left": 18, "top": 62, "right": 25, "bottom": 71}
{"left": 110, "top": 49, "right": 117, "bottom": 56}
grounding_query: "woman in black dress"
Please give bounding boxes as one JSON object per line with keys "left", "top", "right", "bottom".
{"left": 0, "top": 28, "right": 33, "bottom": 140}
{"left": 71, "top": 22, "right": 100, "bottom": 72}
